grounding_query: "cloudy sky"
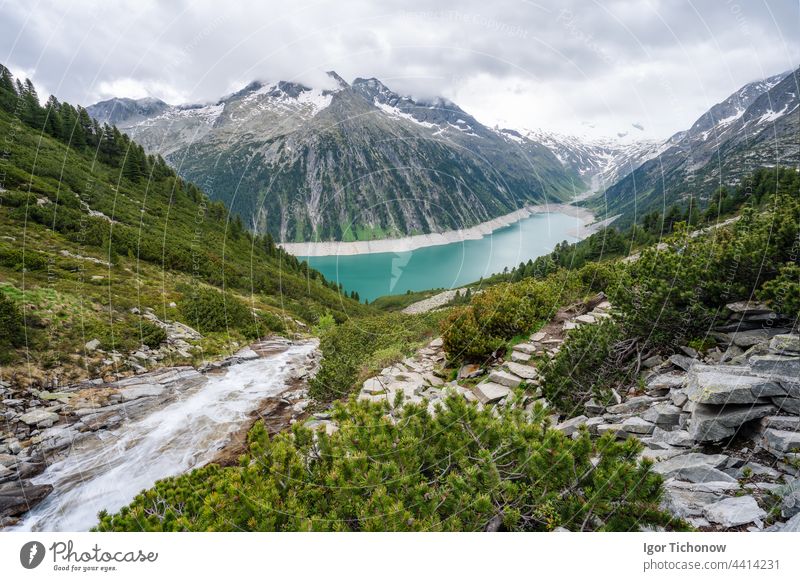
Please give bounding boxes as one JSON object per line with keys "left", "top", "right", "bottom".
{"left": 2, "top": 0, "right": 798, "bottom": 139}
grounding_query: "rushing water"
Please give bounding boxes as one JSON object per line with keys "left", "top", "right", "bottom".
{"left": 14, "top": 342, "right": 316, "bottom": 532}
{"left": 300, "top": 212, "right": 580, "bottom": 301}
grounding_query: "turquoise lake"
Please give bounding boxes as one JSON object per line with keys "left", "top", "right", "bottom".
{"left": 300, "top": 212, "right": 580, "bottom": 301}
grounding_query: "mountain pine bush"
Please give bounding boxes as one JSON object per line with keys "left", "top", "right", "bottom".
{"left": 94, "top": 395, "right": 683, "bottom": 532}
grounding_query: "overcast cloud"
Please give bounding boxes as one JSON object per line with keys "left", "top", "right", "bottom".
{"left": 1, "top": 0, "right": 798, "bottom": 139}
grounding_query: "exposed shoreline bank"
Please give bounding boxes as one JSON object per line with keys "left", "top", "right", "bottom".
{"left": 281, "top": 203, "right": 607, "bottom": 257}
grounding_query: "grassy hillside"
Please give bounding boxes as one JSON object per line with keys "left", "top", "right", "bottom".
{"left": 0, "top": 68, "right": 369, "bottom": 387}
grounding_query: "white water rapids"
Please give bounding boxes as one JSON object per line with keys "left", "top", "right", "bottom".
{"left": 13, "top": 341, "right": 316, "bottom": 532}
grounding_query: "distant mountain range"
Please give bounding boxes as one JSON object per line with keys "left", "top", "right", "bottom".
{"left": 89, "top": 66, "right": 799, "bottom": 241}
{"left": 89, "top": 73, "right": 583, "bottom": 243}
{"left": 598, "top": 68, "right": 799, "bottom": 224}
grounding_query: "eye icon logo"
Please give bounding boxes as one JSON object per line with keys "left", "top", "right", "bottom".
{"left": 20, "top": 541, "right": 46, "bottom": 569}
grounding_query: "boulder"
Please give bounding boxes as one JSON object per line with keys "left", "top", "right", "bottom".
{"left": 362, "top": 377, "right": 387, "bottom": 395}
{"left": 661, "top": 479, "right": 739, "bottom": 518}
{"left": 503, "top": 361, "right": 537, "bottom": 380}
{"left": 596, "top": 423, "right": 627, "bottom": 438}
{"left": 473, "top": 382, "right": 511, "bottom": 404}
{"left": 652, "top": 453, "right": 735, "bottom": 483}
{"left": 669, "top": 354, "right": 697, "bottom": 371}
{"left": 19, "top": 409, "right": 59, "bottom": 428}
{"left": 689, "top": 403, "right": 775, "bottom": 442}
{"left": 761, "top": 416, "right": 800, "bottom": 431}
{"left": 555, "top": 415, "right": 588, "bottom": 436}
{"left": 511, "top": 351, "right": 532, "bottom": 363}
{"left": 771, "top": 396, "right": 800, "bottom": 415}
{"left": 647, "top": 373, "right": 686, "bottom": 390}
{"left": 652, "top": 427, "right": 695, "bottom": 447}
{"left": 621, "top": 417, "right": 655, "bottom": 435}
{"left": 750, "top": 355, "right": 800, "bottom": 384}
{"left": 84, "top": 338, "right": 101, "bottom": 351}
{"left": 770, "top": 334, "right": 800, "bottom": 355}
{"left": 703, "top": 496, "right": 766, "bottom": 528}
{"left": 726, "top": 301, "right": 772, "bottom": 315}
{"left": 574, "top": 314, "right": 596, "bottom": 324}
{"left": 762, "top": 429, "right": 800, "bottom": 454}
{"left": 512, "top": 343, "right": 536, "bottom": 355}
{"left": 117, "top": 384, "right": 166, "bottom": 402}
{"left": 731, "top": 329, "right": 786, "bottom": 348}
{"left": 642, "top": 403, "right": 682, "bottom": 427}
{"left": 685, "top": 366, "right": 783, "bottom": 405}
{"left": 530, "top": 331, "right": 547, "bottom": 342}
{"left": 0, "top": 480, "right": 53, "bottom": 518}
{"left": 487, "top": 370, "right": 522, "bottom": 389}
{"left": 607, "top": 395, "right": 657, "bottom": 415}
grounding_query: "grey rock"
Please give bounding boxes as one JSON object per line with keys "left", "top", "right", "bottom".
{"left": 584, "top": 398, "right": 605, "bottom": 416}
{"left": 643, "top": 403, "right": 682, "bottom": 427}
{"left": 750, "top": 354, "right": 800, "bottom": 384}
{"left": 512, "top": 343, "right": 536, "bottom": 355}
{"left": 0, "top": 480, "right": 53, "bottom": 518}
{"left": 661, "top": 479, "right": 738, "bottom": 518}
{"left": 689, "top": 403, "right": 775, "bottom": 442}
{"left": 652, "top": 427, "right": 695, "bottom": 447}
{"left": 671, "top": 389, "right": 689, "bottom": 408}
{"left": 771, "top": 396, "right": 800, "bottom": 415}
{"left": 622, "top": 416, "right": 655, "bottom": 434}
{"left": 510, "top": 351, "right": 532, "bottom": 363}
{"left": 18, "top": 409, "right": 59, "bottom": 428}
{"left": 584, "top": 417, "right": 605, "bottom": 435}
{"left": 669, "top": 354, "right": 697, "bottom": 371}
{"left": 776, "top": 480, "right": 800, "bottom": 518}
{"left": 762, "top": 429, "right": 800, "bottom": 454}
{"left": 703, "top": 496, "right": 766, "bottom": 528}
{"left": 761, "top": 416, "right": 800, "bottom": 431}
{"left": 487, "top": 370, "right": 522, "bottom": 389}
{"left": 731, "top": 329, "right": 786, "bottom": 348}
{"left": 473, "top": 382, "right": 511, "bottom": 404}
{"left": 686, "top": 365, "right": 783, "bottom": 404}
{"left": 648, "top": 373, "right": 686, "bottom": 390}
{"left": 726, "top": 301, "right": 772, "bottom": 315}
{"left": 607, "top": 395, "right": 656, "bottom": 415}
{"left": 530, "top": 331, "right": 547, "bottom": 342}
{"left": 555, "top": 415, "right": 588, "bottom": 436}
{"left": 596, "top": 423, "right": 627, "bottom": 438}
{"left": 84, "top": 338, "right": 101, "bottom": 351}
{"left": 652, "top": 452, "right": 735, "bottom": 483}
{"left": 780, "top": 511, "right": 800, "bottom": 532}
{"left": 642, "top": 355, "right": 663, "bottom": 369}
{"left": 503, "top": 361, "right": 537, "bottom": 380}
{"left": 680, "top": 345, "right": 699, "bottom": 358}
{"left": 770, "top": 334, "right": 800, "bottom": 355}
{"left": 118, "top": 384, "right": 166, "bottom": 402}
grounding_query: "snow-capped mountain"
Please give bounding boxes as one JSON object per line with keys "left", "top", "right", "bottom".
{"left": 88, "top": 73, "right": 581, "bottom": 242}
{"left": 602, "top": 67, "right": 799, "bottom": 224}
{"left": 501, "top": 129, "right": 663, "bottom": 196}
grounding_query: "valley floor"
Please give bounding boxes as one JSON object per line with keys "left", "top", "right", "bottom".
{"left": 281, "top": 203, "right": 601, "bottom": 257}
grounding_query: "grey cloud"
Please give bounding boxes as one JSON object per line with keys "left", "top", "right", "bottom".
{"left": 1, "top": 0, "right": 797, "bottom": 138}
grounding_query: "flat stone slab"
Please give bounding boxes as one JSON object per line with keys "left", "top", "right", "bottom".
{"left": 503, "top": 361, "right": 537, "bottom": 380}
{"left": 652, "top": 427, "right": 695, "bottom": 447}
{"left": 661, "top": 479, "right": 739, "bottom": 518}
{"left": 686, "top": 365, "right": 783, "bottom": 404}
{"left": 473, "top": 382, "right": 511, "bottom": 404}
{"left": 512, "top": 343, "right": 536, "bottom": 355}
{"left": 487, "top": 370, "right": 522, "bottom": 388}
{"left": 574, "top": 314, "right": 596, "bottom": 324}
{"left": 642, "top": 403, "right": 682, "bottom": 427}
{"left": 726, "top": 301, "right": 771, "bottom": 315}
{"left": 607, "top": 395, "right": 656, "bottom": 415}
{"left": 750, "top": 354, "right": 800, "bottom": 384}
{"left": 770, "top": 334, "right": 800, "bottom": 354}
{"left": 771, "top": 397, "right": 800, "bottom": 415}
{"left": 689, "top": 403, "right": 775, "bottom": 442}
{"left": 762, "top": 428, "right": 800, "bottom": 454}
{"left": 118, "top": 384, "right": 166, "bottom": 402}
{"left": 19, "top": 409, "right": 59, "bottom": 427}
{"left": 622, "top": 416, "right": 655, "bottom": 434}
{"left": 530, "top": 331, "right": 547, "bottom": 342}
{"left": 652, "top": 453, "right": 735, "bottom": 483}
{"left": 647, "top": 373, "right": 686, "bottom": 390}
{"left": 761, "top": 416, "right": 800, "bottom": 431}
{"left": 510, "top": 351, "right": 532, "bottom": 363}
{"left": 555, "top": 415, "right": 588, "bottom": 436}
{"left": 703, "top": 496, "right": 766, "bottom": 528}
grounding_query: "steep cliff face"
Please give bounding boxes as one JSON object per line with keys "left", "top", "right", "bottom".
{"left": 90, "top": 74, "right": 582, "bottom": 242}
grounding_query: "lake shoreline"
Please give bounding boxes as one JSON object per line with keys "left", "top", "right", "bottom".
{"left": 281, "top": 203, "right": 602, "bottom": 257}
